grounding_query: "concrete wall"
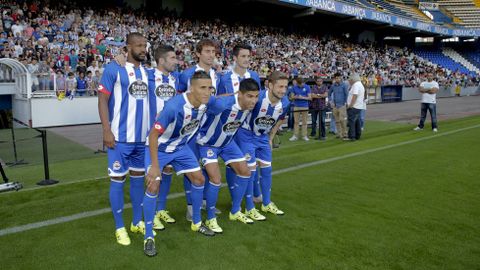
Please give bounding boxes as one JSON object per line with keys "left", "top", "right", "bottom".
{"left": 12, "top": 98, "right": 31, "bottom": 128}
{"left": 30, "top": 97, "right": 100, "bottom": 128}
{"left": 402, "top": 86, "right": 480, "bottom": 101}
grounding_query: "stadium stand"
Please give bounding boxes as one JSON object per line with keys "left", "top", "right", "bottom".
{"left": 0, "top": 0, "right": 478, "bottom": 97}
{"left": 369, "top": 0, "right": 410, "bottom": 17}
{"left": 387, "top": 0, "right": 433, "bottom": 23}
{"left": 437, "top": 0, "right": 480, "bottom": 28}
{"left": 414, "top": 48, "right": 477, "bottom": 77}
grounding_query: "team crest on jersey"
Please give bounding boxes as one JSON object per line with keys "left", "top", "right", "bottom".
{"left": 180, "top": 119, "right": 200, "bottom": 135}
{"left": 234, "top": 82, "right": 239, "bottom": 86}
{"left": 261, "top": 108, "right": 267, "bottom": 112}
{"left": 128, "top": 79, "right": 148, "bottom": 99}
{"left": 185, "top": 115, "right": 191, "bottom": 120}
{"left": 207, "top": 149, "right": 214, "bottom": 158}
{"left": 255, "top": 116, "right": 276, "bottom": 130}
{"left": 113, "top": 161, "right": 121, "bottom": 170}
{"left": 222, "top": 120, "right": 242, "bottom": 135}
{"left": 155, "top": 83, "right": 176, "bottom": 100}
{"left": 244, "top": 153, "right": 251, "bottom": 161}
{"left": 129, "top": 72, "right": 134, "bottom": 77}
{"left": 230, "top": 113, "right": 237, "bottom": 118}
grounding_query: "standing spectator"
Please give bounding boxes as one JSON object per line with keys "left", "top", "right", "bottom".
{"left": 27, "top": 58, "right": 40, "bottom": 91}
{"left": 328, "top": 73, "right": 349, "bottom": 139}
{"left": 329, "top": 91, "right": 337, "bottom": 135}
{"left": 37, "top": 60, "right": 51, "bottom": 90}
{"left": 286, "top": 79, "right": 296, "bottom": 131}
{"left": 360, "top": 98, "right": 367, "bottom": 131}
{"left": 55, "top": 70, "right": 66, "bottom": 100}
{"left": 76, "top": 71, "right": 87, "bottom": 96}
{"left": 68, "top": 49, "right": 78, "bottom": 70}
{"left": 65, "top": 71, "right": 77, "bottom": 97}
{"left": 85, "top": 70, "right": 96, "bottom": 96}
{"left": 289, "top": 77, "right": 311, "bottom": 141}
{"left": 310, "top": 77, "right": 329, "bottom": 140}
{"left": 346, "top": 73, "right": 365, "bottom": 141}
{"left": 414, "top": 72, "right": 439, "bottom": 132}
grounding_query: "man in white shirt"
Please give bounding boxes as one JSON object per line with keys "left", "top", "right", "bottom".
{"left": 414, "top": 73, "right": 439, "bottom": 132}
{"left": 346, "top": 73, "right": 365, "bottom": 141}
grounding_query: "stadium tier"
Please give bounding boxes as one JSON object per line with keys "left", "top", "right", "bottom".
{"left": 437, "top": 0, "right": 480, "bottom": 28}
{"left": 414, "top": 48, "right": 478, "bottom": 76}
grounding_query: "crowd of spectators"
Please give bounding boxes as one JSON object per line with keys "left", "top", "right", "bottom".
{"left": 0, "top": 0, "right": 478, "bottom": 96}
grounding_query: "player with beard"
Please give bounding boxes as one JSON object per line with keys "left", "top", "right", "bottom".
{"left": 147, "top": 45, "right": 180, "bottom": 231}
{"left": 234, "top": 71, "right": 290, "bottom": 218}
{"left": 98, "top": 32, "right": 150, "bottom": 246}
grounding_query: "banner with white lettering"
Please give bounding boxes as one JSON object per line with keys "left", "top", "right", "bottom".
{"left": 281, "top": 0, "right": 480, "bottom": 37}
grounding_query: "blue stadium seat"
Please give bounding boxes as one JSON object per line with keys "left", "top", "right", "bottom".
{"left": 460, "top": 51, "right": 480, "bottom": 70}
{"left": 414, "top": 48, "right": 476, "bottom": 76}
{"left": 428, "top": 10, "right": 453, "bottom": 24}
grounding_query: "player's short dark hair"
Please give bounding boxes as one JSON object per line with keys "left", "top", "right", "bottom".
{"left": 334, "top": 72, "right": 342, "bottom": 78}
{"left": 154, "top": 44, "right": 175, "bottom": 63}
{"left": 126, "top": 32, "right": 145, "bottom": 45}
{"left": 196, "top": 39, "right": 216, "bottom": 54}
{"left": 268, "top": 71, "right": 288, "bottom": 85}
{"left": 190, "top": 70, "right": 211, "bottom": 83}
{"left": 232, "top": 43, "right": 252, "bottom": 57}
{"left": 239, "top": 78, "right": 259, "bottom": 93}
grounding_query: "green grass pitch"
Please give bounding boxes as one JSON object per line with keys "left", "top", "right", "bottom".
{"left": 0, "top": 116, "right": 479, "bottom": 269}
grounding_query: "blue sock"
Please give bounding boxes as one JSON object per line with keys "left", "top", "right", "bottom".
{"left": 109, "top": 178, "right": 125, "bottom": 229}
{"left": 191, "top": 182, "right": 204, "bottom": 224}
{"left": 203, "top": 179, "right": 210, "bottom": 207}
{"left": 156, "top": 172, "right": 172, "bottom": 212}
{"left": 206, "top": 181, "right": 221, "bottom": 220}
{"left": 183, "top": 176, "right": 192, "bottom": 206}
{"left": 253, "top": 167, "right": 261, "bottom": 198}
{"left": 225, "top": 166, "right": 236, "bottom": 199}
{"left": 260, "top": 166, "right": 272, "bottom": 206}
{"left": 143, "top": 191, "right": 157, "bottom": 239}
{"left": 202, "top": 169, "right": 209, "bottom": 201}
{"left": 129, "top": 175, "right": 144, "bottom": 225}
{"left": 231, "top": 175, "right": 249, "bottom": 214}
{"left": 245, "top": 171, "right": 255, "bottom": 211}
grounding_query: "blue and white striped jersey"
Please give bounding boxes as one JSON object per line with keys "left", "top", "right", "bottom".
{"left": 196, "top": 94, "right": 250, "bottom": 148}
{"left": 153, "top": 93, "right": 215, "bottom": 153}
{"left": 147, "top": 68, "right": 179, "bottom": 128}
{"left": 241, "top": 90, "right": 289, "bottom": 137}
{"left": 178, "top": 64, "right": 219, "bottom": 95}
{"left": 217, "top": 69, "right": 261, "bottom": 95}
{"left": 98, "top": 62, "right": 149, "bottom": 143}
